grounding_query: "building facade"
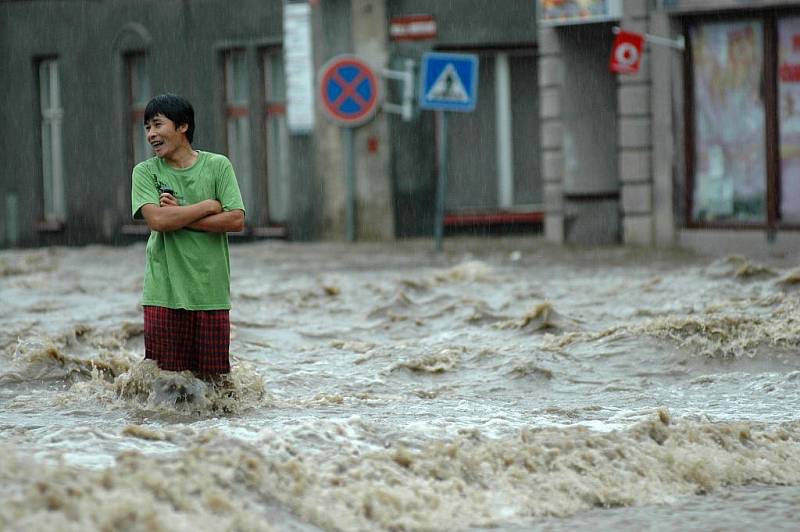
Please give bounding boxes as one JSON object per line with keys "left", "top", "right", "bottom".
{"left": 386, "top": 1, "right": 542, "bottom": 237}
{"left": 0, "top": 0, "right": 541, "bottom": 248}
{"left": 1, "top": 0, "right": 305, "bottom": 246}
{"left": 540, "top": 0, "right": 800, "bottom": 253}
{"left": 3, "top": 0, "right": 799, "bottom": 253}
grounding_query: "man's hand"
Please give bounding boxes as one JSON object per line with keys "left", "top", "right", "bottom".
{"left": 187, "top": 209, "right": 245, "bottom": 233}
{"left": 142, "top": 198, "right": 223, "bottom": 232}
{"left": 159, "top": 192, "right": 178, "bottom": 207}
{"left": 195, "top": 198, "right": 223, "bottom": 214}
{"left": 208, "top": 199, "right": 223, "bottom": 214}
{"left": 159, "top": 194, "right": 222, "bottom": 214}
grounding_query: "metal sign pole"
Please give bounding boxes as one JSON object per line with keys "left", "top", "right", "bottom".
{"left": 612, "top": 26, "right": 685, "bottom": 51}
{"left": 419, "top": 52, "right": 478, "bottom": 252}
{"left": 434, "top": 110, "right": 448, "bottom": 252}
{"left": 343, "top": 127, "right": 356, "bottom": 242}
{"left": 381, "top": 59, "right": 415, "bottom": 122}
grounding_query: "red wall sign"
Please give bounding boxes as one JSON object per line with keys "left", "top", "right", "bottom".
{"left": 610, "top": 30, "right": 645, "bottom": 74}
{"left": 389, "top": 14, "right": 437, "bottom": 41}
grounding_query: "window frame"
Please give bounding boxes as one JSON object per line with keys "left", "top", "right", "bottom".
{"left": 36, "top": 56, "right": 66, "bottom": 229}
{"left": 683, "top": 10, "right": 800, "bottom": 231}
{"left": 223, "top": 48, "right": 250, "bottom": 124}
{"left": 222, "top": 47, "right": 253, "bottom": 226}
{"left": 435, "top": 45, "right": 543, "bottom": 216}
{"left": 125, "top": 51, "right": 150, "bottom": 168}
{"left": 260, "top": 45, "right": 289, "bottom": 226}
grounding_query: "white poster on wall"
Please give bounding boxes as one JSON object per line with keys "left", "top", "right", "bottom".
{"left": 283, "top": 1, "right": 315, "bottom": 133}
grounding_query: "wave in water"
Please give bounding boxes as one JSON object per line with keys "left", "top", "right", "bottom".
{"left": 0, "top": 320, "right": 147, "bottom": 380}
{"left": 494, "top": 301, "right": 580, "bottom": 333}
{"left": 112, "top": 360, "right": 269, "bottom": 415}
{"left": 538, "top": 291, "right": 799, "bottom": 361}
{"left": 2, "top": 412, "right": 799, "bottom": 531}
{"left": 1, "top": 331, "right": 268, "bottom": 416}
{"left": 705, "top": 256, "right": 777, "bottom": 280}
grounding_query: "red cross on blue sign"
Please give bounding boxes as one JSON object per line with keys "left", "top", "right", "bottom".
{"left": 319, "top": 55, "right": 381, "bottom": 127}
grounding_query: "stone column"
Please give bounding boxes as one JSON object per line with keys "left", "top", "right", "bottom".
{"left": 650, "top": 10, "right": 678, "bottom": 247}
{"left": 538, "top": 26, "right": 565, "bottom": 244}
{"left": 619, "top": 0, "right": 654, "bottom": 245}
{"left": 350, "top": 0, "right": 394, "bottom": 240}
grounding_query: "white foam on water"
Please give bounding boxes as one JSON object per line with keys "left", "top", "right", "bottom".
{"left": 2, "top": 413, "right": 800, "bottom": 531}
{"left": 3, "top": 241, "right": 800, "bottom": 530}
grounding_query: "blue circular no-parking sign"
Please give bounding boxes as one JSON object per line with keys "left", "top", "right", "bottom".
{"left": 319, "top": 55, "right": 381, "bottom": 127}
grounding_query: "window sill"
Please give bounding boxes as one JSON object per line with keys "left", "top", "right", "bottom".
{"left": 444, "top": 211, "right": 543, "bottom": 227}
{"left": 120, "top": 223, "right": 151, "bottom": 235}
{"left": 35, "top": 220, "right": 65, "bottom": 232}
{"left": 118, "top": 224, "right": 289, "bottom": 238}
{"left": 251, "top": 225, "right": 287, "bottom": 238}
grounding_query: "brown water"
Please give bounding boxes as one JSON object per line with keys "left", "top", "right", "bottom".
{"left": 1, "top": 238, "right": 799, "bottom": 531}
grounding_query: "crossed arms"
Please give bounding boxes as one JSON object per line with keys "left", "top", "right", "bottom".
{"left": 140, "top": 193, "right": 245, "bottom": 233}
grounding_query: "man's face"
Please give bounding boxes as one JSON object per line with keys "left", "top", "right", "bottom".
{"left": 144, "top": 113, "right": 188, "bottom": 158}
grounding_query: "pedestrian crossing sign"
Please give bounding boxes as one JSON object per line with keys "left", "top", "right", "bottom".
{"left": 419, "top": 52, "right": 478, "bottom": 112}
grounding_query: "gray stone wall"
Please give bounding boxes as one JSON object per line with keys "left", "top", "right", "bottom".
{"left": 352, "top": 0, "right": 394, "bottom": 240}
{"left": 649, "top": 10, "right": 680, "bottom": 247}
{"left": 0, "top": 0, "right": 287, "bottom": 246}
{"left": 537, "top": 27, "right": 565, "bottom": 243}
{"left": 386, "top": 0, "right": 537, "bottom": 46}
{"left": 619, "top": 0, "right": 655, "bottom": 245}
{"left": 537, "top": 0, "right": 671, "bottom": 247}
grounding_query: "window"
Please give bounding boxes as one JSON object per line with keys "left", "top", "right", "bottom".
{"left": 689, "top": 21, "right": 766, "bottom": 223}
{"left": 445, "top": 50, "right": 541, "bottom": 213}
{"left": 687, "top": 14, "right": 800, "bottom": 228}
{"left": 778, "top": 17, "right": 800, "bottom": 223}
{"left": 126, "top": 52, "right": 150, "bottom": 165}
{"left": 262, "top": 47, "right": 290, "bottom": 224}
{"left": 223, "top": 49, "right": 253, "bottom": 216}
{"left": 38, "top": 58, "right": 65, "bottom": 224}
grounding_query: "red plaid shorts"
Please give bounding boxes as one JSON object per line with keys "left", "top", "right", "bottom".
{"left": 143, "top": 306, "right": 230, "bottom": 375}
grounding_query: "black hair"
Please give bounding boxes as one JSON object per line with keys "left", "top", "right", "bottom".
{"left": 143, "top": 93, "right": 195, "bottom": 143}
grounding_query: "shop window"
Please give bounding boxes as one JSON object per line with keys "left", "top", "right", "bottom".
{"left": 689, "top": 20, "right": 766, "bottom": 223}
{"left": 223, "top": 49, "right": 253, "bottom": 215}
{"left": 688, "top": 14, "right": 800, "bottom": 228}
{"left": 38, "top": 58, "right": 66, "bottom": 225}
{"left": 262, "top": 47, "right": 290, "bottom": 223}
{"left": 126, "top": 52, "right": 150, "bottom": 165}
{"left": 778, "top": 17, "right": 800, "bottom": 223}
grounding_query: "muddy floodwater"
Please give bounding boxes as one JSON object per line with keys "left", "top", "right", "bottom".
{"left": 1, "top": 237, "right": 799, "bottom": 531}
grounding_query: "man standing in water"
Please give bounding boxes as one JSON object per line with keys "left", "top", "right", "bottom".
{"left": 131, "top": 93, "right": 245, "bottom": 379}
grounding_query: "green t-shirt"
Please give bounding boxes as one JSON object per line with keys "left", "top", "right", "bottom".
{"left": 131, "top": 151, "right": 245, "bottom": 310}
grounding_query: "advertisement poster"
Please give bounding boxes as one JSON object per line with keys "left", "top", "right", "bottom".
{"left": 690, "top": 21, "right": 766, "bottom": 222}
{"left": 778, "top": 18, "right": 800, "bottom": 223}
{"left": 538, "top": 0, "right": 621, "bottom": 26}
